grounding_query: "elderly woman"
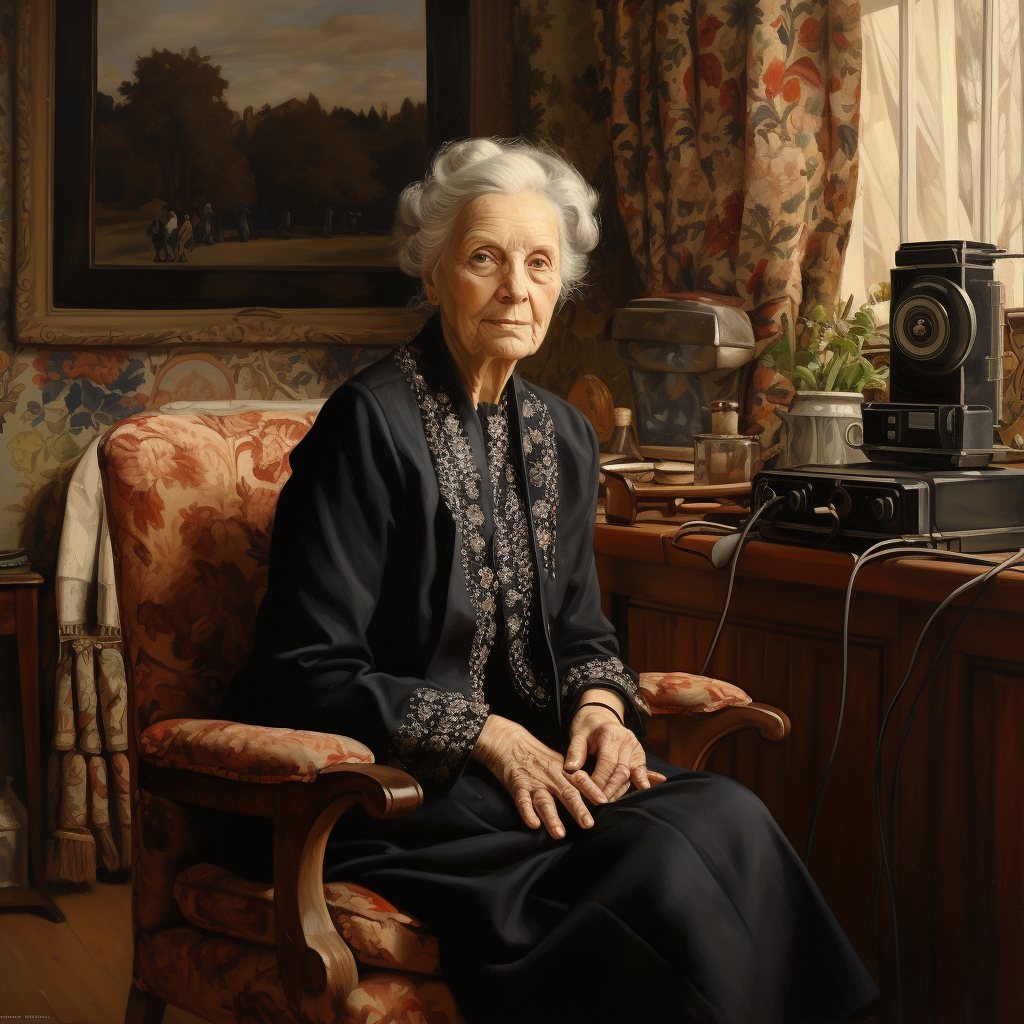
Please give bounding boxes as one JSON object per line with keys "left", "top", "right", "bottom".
{"left": 220, "top": 139, "right": 877, "bottom": 1024}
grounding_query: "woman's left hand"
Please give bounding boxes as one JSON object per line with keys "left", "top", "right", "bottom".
{"left": 564, "top": 698, "right": 667, "bottom": 802}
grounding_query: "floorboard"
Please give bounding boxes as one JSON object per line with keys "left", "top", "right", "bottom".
{"left": 0, "top": 880, "right": 208, "bottom": 1024}
{"left": 0, "top": 931, "right": 60, "bottom": 1021}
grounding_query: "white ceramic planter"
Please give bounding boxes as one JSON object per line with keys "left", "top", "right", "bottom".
{"left": 774, "top": 391, "right": 869, "bottom": 468}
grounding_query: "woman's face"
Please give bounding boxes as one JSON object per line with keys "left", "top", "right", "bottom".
{"left": 425, "top": 191, "right": 563, "bottom": 362}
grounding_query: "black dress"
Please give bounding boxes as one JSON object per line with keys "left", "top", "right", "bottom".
{"left": 218, "top": 315, "right": 879, "bottom": 1024}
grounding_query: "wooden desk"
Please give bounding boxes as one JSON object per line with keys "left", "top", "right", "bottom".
{"left": 0, "top": 568, "right": 63, "bottom": 922}
{"left": 596, "top": 518, "right": 1023, "bottom": 1024}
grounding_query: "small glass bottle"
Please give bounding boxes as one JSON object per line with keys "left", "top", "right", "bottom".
{"left": 605, "top": 407, "right": 641, "bottom": 460}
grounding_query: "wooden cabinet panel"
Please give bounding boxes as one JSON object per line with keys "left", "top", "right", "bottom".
{"left": 630, "top": 603, "right": 886, "bottom": 972}
{"left": 881, "top": 659, "right": 1024, "bottom": 1024}
{"left": 597, "top": 530, "right": 1024, "bottom": 1024}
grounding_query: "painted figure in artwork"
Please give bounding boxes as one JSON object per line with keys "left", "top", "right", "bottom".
{"left": 219, "top": 139, "right": 880, "bottom": 1023}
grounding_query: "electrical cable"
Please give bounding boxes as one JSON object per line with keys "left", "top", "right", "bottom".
{"left": 803, "top": 538, "right": 920, "bottom": 868}
{"left": 865, "top": 551, "right": 1024, "bottom": 974}
{"left": 801, "top": 543, "right": 1024, "bottom": 871}
{"left": 700, "top": 495, "right": 1024, "bottom": 1015}
{"left": 876, "top": 547, "right": 1024, "bottom": 1024}
{"left": 699, "top": 497, "right": 783, "bottom": 676}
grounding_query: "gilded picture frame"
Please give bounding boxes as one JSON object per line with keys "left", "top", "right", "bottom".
{"left": 14, "top": 0, "right": 509, "bottom": 348}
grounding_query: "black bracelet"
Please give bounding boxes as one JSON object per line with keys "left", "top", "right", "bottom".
{"left": 573, "top": 701, "right": 625, "bottom": 726}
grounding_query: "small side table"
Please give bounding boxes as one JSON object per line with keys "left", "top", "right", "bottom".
{"left": 0, "top": 567, "right": 63, "bottom": 922}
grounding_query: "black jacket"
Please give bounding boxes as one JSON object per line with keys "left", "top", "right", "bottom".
{"left": 220, "top": 315, "right": 644, "bottom": 795}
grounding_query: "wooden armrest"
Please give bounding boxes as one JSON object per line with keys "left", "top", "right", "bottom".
{"left": 139, "top": 760, "right": 423, "bottom": 1018}
{"left": 660, "top": 702, "right": 791, "bottom": 771}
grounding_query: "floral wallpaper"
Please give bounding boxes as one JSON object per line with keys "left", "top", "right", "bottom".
{"left": 513, "top": 0, "right": 646, "bottom": 403}
{"left": 2, "top": 343, "right": 389, "bottom": 558}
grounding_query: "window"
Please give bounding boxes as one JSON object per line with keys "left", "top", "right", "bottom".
{"left": 842, "top": 0, "right": 1024, "bottom": 309}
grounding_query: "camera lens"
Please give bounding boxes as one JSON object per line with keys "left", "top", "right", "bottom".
{"left": 893, "top": 295, "right": 948, "bottom": 359}
{"left": 910, "top": 313, "right": 934, "bottom": 341}
{"left": 891, "top": 276, "right": 975, "bottom": 374}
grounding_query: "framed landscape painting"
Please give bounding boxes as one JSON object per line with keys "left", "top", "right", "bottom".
{"left": 92, "top": 0, "right": 431, "bottom": 272}
{"left": 15, "top": 0, "right": 478, "bottom": 347}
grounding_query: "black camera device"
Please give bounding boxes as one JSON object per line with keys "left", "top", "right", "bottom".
{"left": 861, "top": 240, "right": 1005, "bottom": 468}
{"left": 861, "top": 402, "right": 994, "bottom": 457}
{"left": 752, "top": 241, "right": 1024, "bottom": 552}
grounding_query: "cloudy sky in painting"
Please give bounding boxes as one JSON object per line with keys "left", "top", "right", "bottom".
{"left": 97, "top": 0, "right": 426, "bottom": 113}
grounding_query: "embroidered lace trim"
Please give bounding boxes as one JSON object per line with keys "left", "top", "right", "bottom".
{"left": 521, "top": 387, "right": 558, "bottom": 579}
{"left": 487, "top": 395, "right": 549, "bottom": 707}
{"left": 561, "top": 656, "right": 645, "bottom": 717}
{"left": 392, "top": 344, "right": 562, "bottom": 776}
{"left": 393, "top": 688, "right": 489, "bottom": 785}
{"left": 393, "top": 344, "right": 493, "bottom": 779}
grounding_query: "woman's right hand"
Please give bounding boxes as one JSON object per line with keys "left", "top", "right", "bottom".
{"left": 471, "top": 714, "right": 609, "bottom": 839}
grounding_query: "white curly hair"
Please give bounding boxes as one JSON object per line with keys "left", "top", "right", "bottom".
{"left": 393, "top": 138, "right": 601, "bottom": 301}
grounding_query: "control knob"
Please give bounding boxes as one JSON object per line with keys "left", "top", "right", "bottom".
{"left": 871, "top": 496, "right": 896, "bottom": 522}
{"left": 786, "top": 486, "right": 811, "bottom": 515}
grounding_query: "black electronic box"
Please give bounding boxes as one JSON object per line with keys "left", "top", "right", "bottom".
{"left": 753, "top": 464, "right": 1024, "bottom": 552}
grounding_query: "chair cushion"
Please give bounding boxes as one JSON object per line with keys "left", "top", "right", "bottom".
{"left": 640, "top": 671, "right": 754, "bottom": 714}
{"left": 175, "top": 863, "right": 441, "bottom": 977}
{"left": 138, "top": 927, "right": 462, "bottom": 1024}
{"left": 139, "top": 717, "right": 374, "bottom": 782}
{"left": 98, "top": 410, "right": 320, "bottom": 729}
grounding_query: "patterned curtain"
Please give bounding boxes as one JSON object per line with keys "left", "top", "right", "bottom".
{"left": 590, "top": 0, "right": 863, "bottom": 397}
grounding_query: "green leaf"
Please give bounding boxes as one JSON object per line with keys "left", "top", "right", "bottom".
{"left": 838, "top": 363, "right": 861, "bottom": 392}
{"left": 780, "top": 189, "right": 807, "bottom": 215}
{"left": 50, "top": 432, "right": 82, "bottom": 462}
{"left": 793, "top": 365, "right": 818, "bottom": 390}
{"left": 766, "top": 334, "right": 790, "bottom": 361}
{"left": 770, "top": 224, "right": 801, "bottom": 246}
{"left": 809, "top": 304, "right": 828, "bottom": 322}
{"left": 838, "top": 123, "right": 858, "bottom": 159}
{"left": 823, "top": 352, "right": 847, "bottom": 392}
{"left": 832, "top": 335, "right": 861, "bottom": 359}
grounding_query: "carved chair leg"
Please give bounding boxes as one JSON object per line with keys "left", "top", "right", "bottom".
{"left": 139, "top": 763, "right": 422, "bottom": 1024}
{"left": 124, "top": 981, "right": 165, "bottom": 1024}
{"left": 274, "top": 793, "right": 361, "bottom": 1017}
{"left": 271, "top": 765, "right": 423, "bottom": 1020}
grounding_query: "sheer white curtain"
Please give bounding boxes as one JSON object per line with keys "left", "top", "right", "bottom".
{"left": 842, "top": 0, "right": 1024, "bottom": 308}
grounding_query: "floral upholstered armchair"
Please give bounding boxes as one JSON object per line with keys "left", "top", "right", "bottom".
{"left": 97, "top": 409, "right": 789, "bottom": 1024}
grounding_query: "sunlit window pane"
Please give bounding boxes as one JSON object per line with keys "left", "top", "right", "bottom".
{"left": 842, "top": 0, "right": 1024, "bottom": 309}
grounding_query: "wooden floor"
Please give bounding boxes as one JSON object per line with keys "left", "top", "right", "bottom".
{"left": 0, "top": 880, "right": 207, "bottom": 1024}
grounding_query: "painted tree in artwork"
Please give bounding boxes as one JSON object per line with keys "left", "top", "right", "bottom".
{"left": 114, "top": 46, "right": 256, "bottom": 212}
{"left": 94, "top": 45, "right": 430, "bottom": 233}
{"left": 242, "top": 94, "right": 384, "bottom": 229}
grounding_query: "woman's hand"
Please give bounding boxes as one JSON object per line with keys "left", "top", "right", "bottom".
{"left": 564, "top": 692, "right": 667, "bottom": 802}
{"left": 471, "top": 714, "right": 610, "bottom": 839}
{"left": 639, "top": 672, "right": 752, "bottom": 714}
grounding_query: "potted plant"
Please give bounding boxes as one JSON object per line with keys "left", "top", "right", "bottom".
{"left": 759, "top": 295, "right": 890, "bottom": 468}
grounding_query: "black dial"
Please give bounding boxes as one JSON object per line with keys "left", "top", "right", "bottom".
{"left": 786, "top": 486, "right": 811, "bottom": 515}
{"left": 871, "top": 496, "right": 896, "bottom": 522}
